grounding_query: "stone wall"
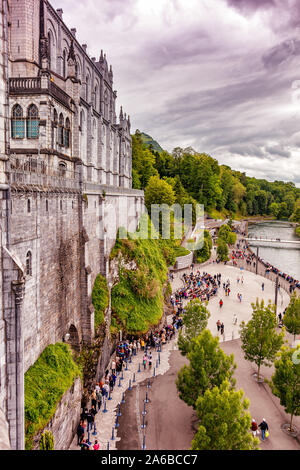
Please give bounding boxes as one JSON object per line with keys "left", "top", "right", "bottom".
{"left": 0, "top": 408, "right": 10, "bottom": 450}
{"left": 9, "top": 190, "right": 83, "bottom": 373}
{"left": 175, "top": 251, "right": 193, "bottom": 270}
{"left": 32, "top": 376, "right": 82, "bottom": 450}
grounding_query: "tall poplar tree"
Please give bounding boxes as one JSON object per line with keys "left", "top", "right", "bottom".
{"left": 239, "top": 299, "right": 285, "bottom": 381}
{"left": 271, "top": 346, "right": 300, "bottom": 433}
{"left": 283, "top": 293, "right": 300, "bottom": 342}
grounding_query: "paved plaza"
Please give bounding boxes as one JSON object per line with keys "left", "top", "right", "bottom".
{"left": 70, "top": 262, "right": 299, "bottom": 451}
{"left": 171, "top": 263, "right": 291, "bottom": 343}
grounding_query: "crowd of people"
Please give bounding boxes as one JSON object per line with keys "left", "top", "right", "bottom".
{"left": 230, "top": 239, "right": 300, "bottom": 294}
{"left": 76, "top": 323, "right": 180, "bottom": 450}
{"left": 76, "top": 220, "right": 296, "bottom": 450}
{"left": 171, "top": 271, "right": 221, "bottom": 304}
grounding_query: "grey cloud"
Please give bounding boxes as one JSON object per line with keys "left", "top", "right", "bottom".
{"left": 229, "top": 144, "right": 265, "bottom": 157}
{"left": 265, "top": 145, "right": 291, "bottom": 158}
{"left": 143, "top": 30, "right": 215, "bottom": 69}
{"left": 263, "top": 38, "right": 300, "bottom": 68}
{"left": 226, "top": 0, "right": 276, "bottom": 13}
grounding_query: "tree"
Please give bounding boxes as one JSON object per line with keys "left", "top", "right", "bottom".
{"left": 239, "top": 299, "right": 285, "bottom": 381}
{"left": 271, "top": 345, "right": 300, "bottom": 432}
{"left": 196, "top": 238, "right": 210, "bottom": 264}
{"left": 144, "top": 176, "right": 176, "bottom": 211}
{"left": 176, "top": 330, "right": 236, "bottom": 409}
{"left": 283, "top": 293, "right": 300, "bottom": 341}
{"left": 227, "top": 231, "right": 237, "bottom": 245}
{"left": 217, "top": 239, "right": 228, "bottom": 261}
{"left": 178, "top": 300, "right": 210, "bottom": 356}
{"left": 191, "top": 381, "right": 260, "bottom": 450}
{"left": 39, "top": 430, "right": 55, "bottom": 450}
{"left": 218, "top": 224, "right": 232, "bottom": 242}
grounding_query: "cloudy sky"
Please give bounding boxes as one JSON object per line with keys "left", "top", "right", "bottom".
{"left": 52, "top": 0, "right": 300, "bottom": 186}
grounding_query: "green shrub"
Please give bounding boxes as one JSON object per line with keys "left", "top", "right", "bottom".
{"left": 25, "top": 343, "right": 81, "bottom": 450}
{"left": 173, "top": 246, "right": 191, "bottom": 257}
{"left": 111, "top": 221, "right": 170, "bottom": 334}
{"left": 39, "top": 430, "right": 55, "bottom": 450}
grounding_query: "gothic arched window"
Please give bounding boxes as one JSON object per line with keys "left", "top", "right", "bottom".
{"left": 48, "top": 32, "right": 52, "bottom": 69}
{"left": 64, "top": 117, "right": 70, "bottom": 148}
{"left": 86, "top": 74, "right": 90, "bottom": 102}
{"left": 26, "top": 104, "right": 39, "bottom": 139}
{"left": 58, "top": 113, "right": 64, "bottom": 146}
{"left": 26, "top": 251, "right": 32, "bottom": 276}
{"left": 63, "top": 49, "right": 67, "bottom": 78}
{"left": 11, "top": 104, "right": 25, "bottom": 139}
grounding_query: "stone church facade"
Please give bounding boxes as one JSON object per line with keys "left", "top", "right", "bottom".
{"left": 0, "top": 0, "right": 144, "bottom": 449}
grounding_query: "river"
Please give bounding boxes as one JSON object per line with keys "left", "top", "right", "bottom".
{"left": 247, "top": 221, "right": 300, "bottom": 281}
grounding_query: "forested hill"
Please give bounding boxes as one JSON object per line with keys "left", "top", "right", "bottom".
{"left": 131, "top": 129, "right": 300, "bottom": 223}
{"left": 138, "top": 131, "right": 164, "bottom": 153}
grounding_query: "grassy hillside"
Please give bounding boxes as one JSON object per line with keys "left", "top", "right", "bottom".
{"left": 110, "top": 215, "right": 180, "bottom": 335}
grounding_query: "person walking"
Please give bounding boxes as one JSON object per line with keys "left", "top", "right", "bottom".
{"left": 219, "top": 299, "right": 223, "bottom": 308}
{"left": 86, "top": 409, "right": 93, "bottom": 433}
{"left": 216, "top": 320, "right": 221, "bottom": 333}
{"left": 148, "top": 351, "right": 152, "bottom": 369}
{"left": 96, "top": 388, "right": 102, "bottom": 411}
{"left": 76, "top": 421, "right": 85, "bottom": 446}
{"left": 251, "top": 419, "right": 258, "bottom": 438}
{"left": 262, "top": 282, "right": 264, "bottom": 291}
{"left": 220, "top": 323, "right": 224, "bottom": 336}
{"left": 258, "top": 419, "right": 269, "bottom": 441}
{"left": 91, "top": 390, "right": 97, "bottom": 409}
{"left": 233, "top": 313, "right": 237, "bottom": 325}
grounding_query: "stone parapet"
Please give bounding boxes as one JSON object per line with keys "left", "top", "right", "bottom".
{"left": 175, "top": 251, "right": 193, "bottom": 270}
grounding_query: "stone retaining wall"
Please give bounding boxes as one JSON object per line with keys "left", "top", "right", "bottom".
{"left": 32, "top": 376, "right": 82, "bottom": 450}
{"left": 175, "top": 251, "right": 193, "bottom": 270}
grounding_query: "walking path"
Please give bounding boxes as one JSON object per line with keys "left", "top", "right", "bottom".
{"left": 171, "top": 263, "right": 291, "bottom": 343}
{"left": 69, "top": 325, "right": 178, "bottom": 450}
{"left": 70, "top": 263, "right": 294, "bottom": 450}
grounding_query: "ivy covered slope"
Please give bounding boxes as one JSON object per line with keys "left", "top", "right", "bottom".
{"left": 24, "top": 343, "right": 82, "bottom": 450}
{"left": 110, "top": 221, "right": 175, "bottom": 335}
{"left": 92, "top": 274, "right": 109, "bottom": 332}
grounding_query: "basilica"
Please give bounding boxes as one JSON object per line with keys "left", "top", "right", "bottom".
{"left": 0, "top": 0, "right": 144, "bottom": 449}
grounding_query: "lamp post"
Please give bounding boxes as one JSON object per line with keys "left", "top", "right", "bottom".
{"left": 275, "top": 275, "right": 279, "bottom": 315}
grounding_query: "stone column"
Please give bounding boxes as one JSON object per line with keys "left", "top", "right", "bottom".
{"left": 7, "top": 278, "right": 25, "bottom": 450}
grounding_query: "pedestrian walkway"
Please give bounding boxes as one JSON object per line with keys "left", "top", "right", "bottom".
{"left": 70, "top": 257, "right": 294, "bottom": 451}
{"left": 171, "top": 263, "right": 290, "bottom": 343}
{"left": 69, "top": 321, "right": 178, "bottom": 450}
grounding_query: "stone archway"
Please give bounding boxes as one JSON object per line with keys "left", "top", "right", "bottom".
{"left": 68, "top": 324, "right": 80, "bottom": 352}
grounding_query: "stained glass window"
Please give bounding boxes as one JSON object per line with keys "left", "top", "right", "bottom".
{"left": 11, "top": 104, "right": 25, "bottom": 139}
{"left": 26, "top": 104, "right": 39, "bottom": 139}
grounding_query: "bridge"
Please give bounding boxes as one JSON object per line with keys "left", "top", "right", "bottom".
{"left": 245, "top": 237, "right": 300, "bottom": 249}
